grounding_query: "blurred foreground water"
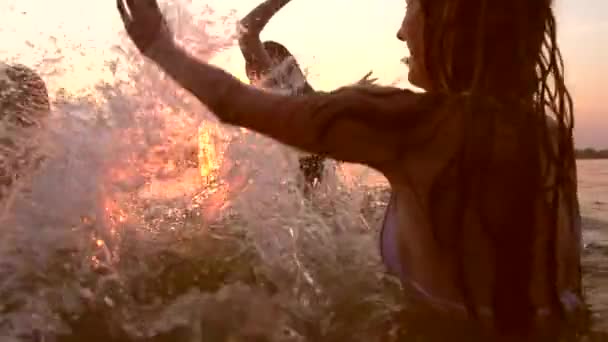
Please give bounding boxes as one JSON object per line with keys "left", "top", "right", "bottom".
{"left": 1, "top": 81, "right": 607, "bottom": 341}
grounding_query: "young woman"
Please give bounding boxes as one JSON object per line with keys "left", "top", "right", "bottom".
{"left": 237, "top": 0, "right": 325, "bottom": 190}
{"left": 117, "top": 0, "right": 584, "bottom": 339}
{"left": 0, "top": 63, "right": 50, "bottom": 202}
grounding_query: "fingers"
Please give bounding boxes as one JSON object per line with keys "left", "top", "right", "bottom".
{"left": 363, "top": 71, "right": 377, "bottom": 84}
{"left": 118, "top": 0, "right": 163, "bottom": 28}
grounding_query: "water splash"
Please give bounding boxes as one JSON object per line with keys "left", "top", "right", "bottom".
{"left": 0, "top": 2, "right": 403, "bottom": 341}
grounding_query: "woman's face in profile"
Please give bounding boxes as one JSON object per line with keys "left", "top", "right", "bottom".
{"left": 397, "top": 0, "right": 431, "bottom": 90}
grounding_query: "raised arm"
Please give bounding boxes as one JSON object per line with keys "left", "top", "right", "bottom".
{"left": 117, "top": 0, "right": 445, "bottom": 169}
{"left": 147, "top": 43, "right": 443, "bottom": 169}
{"left": 237, "top": 0, "right": 292, "bottom": 77}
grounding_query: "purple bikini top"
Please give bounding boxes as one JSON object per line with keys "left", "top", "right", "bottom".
{"left": 380, "top": 193, "right": 408, "bottom": 281}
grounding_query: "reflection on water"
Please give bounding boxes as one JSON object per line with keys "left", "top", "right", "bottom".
{"left": 579, "top": 160, "right": 608, "bottom": 246}
{"left": 578, "top": 159, "right": 608, "bottom": 220}
{"left": 577, "top": 160, "right": 608, "bottom": 333}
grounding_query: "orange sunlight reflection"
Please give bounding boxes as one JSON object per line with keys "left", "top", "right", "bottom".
{"left": 99, "top": 105, "right": 243, "bottom": 233}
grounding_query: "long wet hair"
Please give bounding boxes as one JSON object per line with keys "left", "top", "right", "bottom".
{"left": 244, "top": 40, "right": 314, "bottom": 94}
{"left": 421, "top": 0, "right": 578, "bottom": 336}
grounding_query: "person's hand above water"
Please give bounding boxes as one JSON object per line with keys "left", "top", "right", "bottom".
{"left": 117, "top": 0, "right": 174, "bottom": 57}
{"left": 356, "top": 71, "right": 379, "bottom": 86}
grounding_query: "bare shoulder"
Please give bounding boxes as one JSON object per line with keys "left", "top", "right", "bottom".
{"left": 323, "top": 85, "right": 448, "bottom": 125}
{"left": 304, "top": 85, "right": 450, "bottom": 146}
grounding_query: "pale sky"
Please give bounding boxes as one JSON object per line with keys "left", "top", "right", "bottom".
{"left": 1, "top": 0, "right": 606, "bottom": 147}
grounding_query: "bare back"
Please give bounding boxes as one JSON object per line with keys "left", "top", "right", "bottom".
{"left": 380, "top": 97, "right": 581, "bottom": 325}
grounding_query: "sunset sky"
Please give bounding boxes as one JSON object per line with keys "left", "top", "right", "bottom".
{"left": 1, "top": 0, "right": 606, "bottom": 147}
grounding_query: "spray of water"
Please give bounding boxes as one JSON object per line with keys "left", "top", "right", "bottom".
{"left": 0, "top": 2, "right": 407, "bottom": 341}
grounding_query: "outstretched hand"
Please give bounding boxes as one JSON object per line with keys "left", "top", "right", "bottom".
{"left": 357, "top": 71, "right": 378, "bottom": 86}
{"left": 117, "top": 0, "right": 174, "bottom": 57}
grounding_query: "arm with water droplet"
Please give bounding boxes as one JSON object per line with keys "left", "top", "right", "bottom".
{"left": 238, "top": 0, "right": 293, "bottom": 79}
{"left": 143, "top": 43, "right": 444, "bottom": 170}
{"left": 118, "top": 0, "right": 440, "bottom": 170}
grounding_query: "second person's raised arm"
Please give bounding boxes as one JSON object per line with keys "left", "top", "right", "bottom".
{"left": 237, "top": 0, "right": 292, "bottom": 76}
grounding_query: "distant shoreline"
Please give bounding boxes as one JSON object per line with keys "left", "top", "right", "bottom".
{"left": 575, "top": 149, "right": 608, "bottom": 160}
